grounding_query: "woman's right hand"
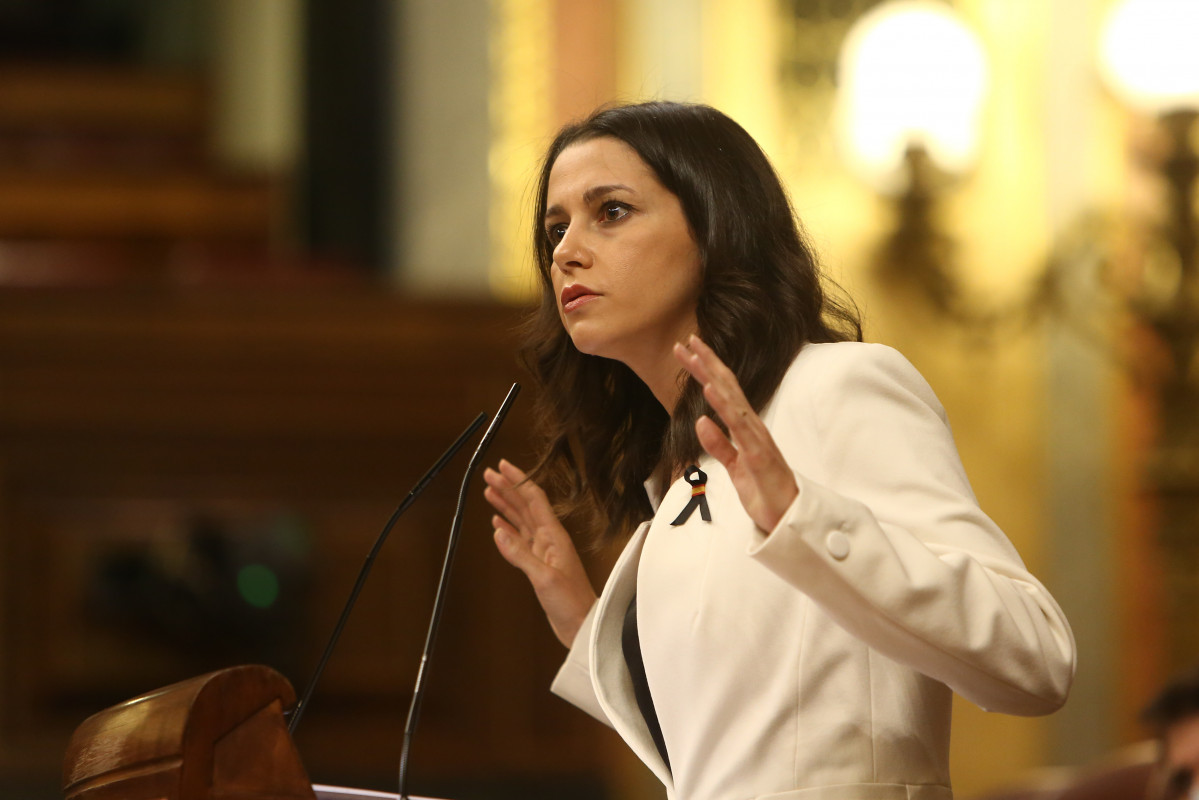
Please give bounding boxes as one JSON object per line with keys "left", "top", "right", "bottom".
{"left": 483, "top": 459, "right": 597, "bottom": 648}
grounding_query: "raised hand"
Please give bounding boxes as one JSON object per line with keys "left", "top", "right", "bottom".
{"left": 483, "top": 459, "right": 597, "bottom": 647}
{"left": 674, "top": 334, "right": 799, "bottom": 533}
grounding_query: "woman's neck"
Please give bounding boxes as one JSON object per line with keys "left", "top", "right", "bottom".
{"left": 629, "top": 352, "right": 686, "bottom": 416}
{"left": 622, "top": 324, "right": 697, "bottom": 416}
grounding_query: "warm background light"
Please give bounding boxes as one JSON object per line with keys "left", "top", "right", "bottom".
{"left": 1098, "top": 0, "right": 1199, "bottom": 114}
{"left": 0, "top": 3, "right": 1176, "bottom": 799}
{"left": 835, "top": 0, "right": 989, "bottom": 192}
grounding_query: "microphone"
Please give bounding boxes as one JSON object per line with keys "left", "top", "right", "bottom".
{"left": 397, "top": 382, "right": 520, "bottom": 800}
{"left": 287, "top": 411, "right": 489, "bottom": 735}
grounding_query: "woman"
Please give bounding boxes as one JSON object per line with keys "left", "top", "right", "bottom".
{"left": 483, "top": 101, "right": 1074, "bottom": 800}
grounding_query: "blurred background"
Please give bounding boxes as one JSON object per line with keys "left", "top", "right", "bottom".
{"left": 1, "top": 0, "right": 1196, "bottom": 798}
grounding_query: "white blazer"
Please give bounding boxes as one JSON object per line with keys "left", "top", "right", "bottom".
{"left": 550, "top": 342, "right": 1075, "bottom": 800}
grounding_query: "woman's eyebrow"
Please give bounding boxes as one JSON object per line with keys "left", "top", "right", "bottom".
{"left": 582, "top": 183, "right": 634, "bottom": 204}
{"left": 544, "top": 183, "right": 636, "bottom": 222}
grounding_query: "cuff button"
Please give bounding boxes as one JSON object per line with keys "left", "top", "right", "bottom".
{"left": 825, "top": 530, "right": 851, "bottom": 560}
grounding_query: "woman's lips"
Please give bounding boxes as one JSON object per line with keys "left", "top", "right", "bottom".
{"left": 561, "top": 284, "right": 599, "bottom": 313}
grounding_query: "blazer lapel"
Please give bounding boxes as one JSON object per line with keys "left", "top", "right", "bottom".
{"left": 589, "top": 521, "right": 675, "bottom": 792}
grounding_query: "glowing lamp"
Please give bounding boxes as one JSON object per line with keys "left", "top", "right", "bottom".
{"left": 1099, "top": 0, "right": 1199, "bottom": 115}
{"left": 835, "top": 0, "right": 989, "bottom": 193}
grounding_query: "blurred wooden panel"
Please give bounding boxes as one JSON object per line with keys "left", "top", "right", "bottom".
{"left": 0, "top": 67, "right": 210, "bottom": 176}
{"left": 0, "top": 65, "right": 275, "bottom": 244}
{"left": 0, "top": 172, "right": 276, "bottom": 239}
{"left": 0, "top": 287, "right": 623, "bottom": 796}
{"left": 0, "top": 67, "right": 207, "bottom": 132}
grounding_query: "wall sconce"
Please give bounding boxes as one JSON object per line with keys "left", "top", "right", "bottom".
{"left": 833, "top": 0, "right": 1198, "bottom": 358}
{"left": 1094, "top": 0, "right": 1199, "bottom": 384}
{"left": 834, "top": 0, "right": 998, "bottom": 327}
{"left": 1092, "top": 0, "right": 1199, "bottom": 669}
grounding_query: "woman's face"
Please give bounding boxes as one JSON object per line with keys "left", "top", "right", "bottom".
{"left": 544, "top": 136, "right": 702, "bottom": 373}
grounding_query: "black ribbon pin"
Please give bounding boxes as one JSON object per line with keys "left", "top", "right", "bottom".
{"left": 670, "top": 465, "right": 711, "bottom": 526}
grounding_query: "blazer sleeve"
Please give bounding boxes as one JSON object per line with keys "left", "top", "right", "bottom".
{"left": 748, "top": 343, "right": 1075, "bottom": 716}
{"left": 549, "top": 600, "right": 613, "bottom": 727}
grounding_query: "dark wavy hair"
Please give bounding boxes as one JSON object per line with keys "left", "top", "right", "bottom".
{"left": 521, "top": 101, "right": 861, "bottom": 544}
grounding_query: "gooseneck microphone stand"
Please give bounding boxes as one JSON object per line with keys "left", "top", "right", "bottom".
{"left": 397, "top": 382, "right": 520, "bottom": 800}
{"left": 287, "top": 411, "right": 489, "bottom": 736}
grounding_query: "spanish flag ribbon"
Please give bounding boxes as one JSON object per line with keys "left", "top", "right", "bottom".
{"left": 670, "top": 465, "right": 712, "bottom": 525}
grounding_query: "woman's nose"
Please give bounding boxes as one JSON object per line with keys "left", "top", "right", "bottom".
{"left": 553, "top": 226, "right": 591, "bottom": 271}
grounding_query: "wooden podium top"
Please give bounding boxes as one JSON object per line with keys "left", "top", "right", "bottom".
{"left": 313, "top": 786, "right": 443, "bottom": 800}
{"left": 63, "top": 664, "right": 316, "bottom": 800}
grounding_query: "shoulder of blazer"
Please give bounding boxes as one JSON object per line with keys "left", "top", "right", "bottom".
{"left": 773, "top": 341, "right": 944, "bottom": 421}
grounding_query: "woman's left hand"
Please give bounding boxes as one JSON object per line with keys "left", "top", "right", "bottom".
{"left": 674, "top": 334, "right": 798, "bottom": 533}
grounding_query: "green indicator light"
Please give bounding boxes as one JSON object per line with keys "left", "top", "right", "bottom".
{"left": 237, "top": 564, "right": 280, "bottom": 609}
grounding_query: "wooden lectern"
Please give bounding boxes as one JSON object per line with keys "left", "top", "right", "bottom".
{"left": 63, "top": 664, "right": 316, "bottom": 800}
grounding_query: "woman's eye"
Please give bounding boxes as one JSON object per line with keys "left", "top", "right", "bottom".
{"left": 546, "top": 223, "right": 567, "bottom": 244}
{"left": 601, "top": 202, "right": 630, "bottom": 223}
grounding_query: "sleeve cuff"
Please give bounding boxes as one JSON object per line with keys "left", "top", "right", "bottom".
{"left": 549, "top": 601, "right": 612, "bottom": 728}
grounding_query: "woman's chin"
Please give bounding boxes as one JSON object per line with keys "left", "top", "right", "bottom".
{"left": 568, "top": 333, "right": 620, "bottom": 363}
{"left": 569, "top": 337, "right": 604, "bottom": 358}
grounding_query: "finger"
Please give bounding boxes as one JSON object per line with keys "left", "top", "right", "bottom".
{"left": 700, "top": 381, "right": 766, "bottom": 444}
{"left": 683, "top": 335, "right": 739, "bottom": 385}
{"left": 497, "top": 458, "right": 530, "bottom": 485}
{"left": 495, "top": 460, "right": 550, "bottom": 509}
{"left": 676, "top": 338, "right": 752, "bottom": 417}
{"left": 484, "top": 485, "right": 534, "bottom": 533}
{"left": 492, "top": 513, "right": 519, "bottom": 537}
{"left": 675, "top": 344, "right": 766, "bottom": 465}
{"left": 503, "top": 460, "right": 546, "bottom": 500}
{"left": 514, "top": 476, "right": 551, "bottom": 510}
{"left": 683, "top": 352, "right": 785, "bottom": 468}
{"left": 700, "top": 391, "right": 788, "bottom": 484}
{"left": 702, "top": 407, "right": 793, "bottom": 519}
{"left": 483, "top": 480, "right": 522, "bottom": 520}
{"left": 483, "top": 465, "right": 523, "bottom": 494}
{"left": 497, "top": 514, "right": 554, "bottom": 564}
{"left": 493, "top": 515, "right": 552, "bottom": 569}
{"left": 495, "top": 461, "right": 572, "bottom": 547}
{"left": 696, "top": 414, "right": 739, "bottom": 469}
{"left": 673, "top": 340, "right": 711, "bottom": 383}
{"left": 483, "top": 467, "right": 525, "bottom": 512}
{"left": 506, "top": 471, "right": 559, "bottom": 528}
{"left": 528, "top": 534, "right": 557, "bottom": 563}
{"left": 695, "top": 360, "right": 750, "bottom": 412}
{"left": 701, "top": 381, "right": 748, "bottom": 433}
{"left": 674, "top": 344, "right": 728, "bottom": 399}
{"left": 494, "top": 527, "right": 548, "bottom": 577}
